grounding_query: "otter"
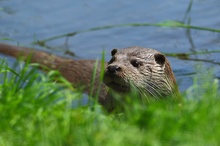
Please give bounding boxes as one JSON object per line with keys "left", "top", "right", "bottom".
{"left": 0, "top": 43, "right": 180, "bottom": 111}
{"left": 104, "top": 47, "right": 180, "bottom": 102}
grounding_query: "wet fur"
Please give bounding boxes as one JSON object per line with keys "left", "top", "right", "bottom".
{"left": 0, "top": 43, "right": 181, "bottom": 111}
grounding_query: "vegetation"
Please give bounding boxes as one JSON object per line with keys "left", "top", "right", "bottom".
{"left": 1, "top": 1, "right": 220, "bottom": 145}
{"left": 0, "top": 59, "right": 219, "bottom": 146}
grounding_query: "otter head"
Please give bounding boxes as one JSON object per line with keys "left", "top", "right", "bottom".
{"left": 103, "top": 46, "right": 177, "bottom": 100}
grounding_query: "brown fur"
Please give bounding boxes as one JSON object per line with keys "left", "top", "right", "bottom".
{"left": 103, "top": 46, "right": 181, "bottom": 101}
{"left": 0, "top": 43, "right": 181, "bottom": 111}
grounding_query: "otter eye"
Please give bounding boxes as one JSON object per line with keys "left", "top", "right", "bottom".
{"left": 131, "top": 60, "right": 142, "bottom": 68}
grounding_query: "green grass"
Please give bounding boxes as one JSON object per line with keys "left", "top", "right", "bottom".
{"left": 0, "top": 59, "right": 219, "bottom": 146}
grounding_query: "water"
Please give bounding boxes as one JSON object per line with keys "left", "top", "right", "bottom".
{"left": 0, "top": 0, "right": 220, "bottom": 92}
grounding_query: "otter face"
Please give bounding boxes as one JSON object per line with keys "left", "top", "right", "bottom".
{"left": 103, "top": 46, "right": 173, "bottom": 99}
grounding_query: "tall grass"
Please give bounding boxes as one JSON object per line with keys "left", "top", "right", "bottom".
{"left": 0, "top": 59, "right": 219, "bottom": 146}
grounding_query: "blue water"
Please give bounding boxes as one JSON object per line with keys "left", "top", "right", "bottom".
{"left": 0, "top": 0, "right": 220, "bottom": 91}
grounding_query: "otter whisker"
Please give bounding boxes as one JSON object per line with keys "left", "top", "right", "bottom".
{"left": 144, "top": 81, "right": 163, "bottom": 97}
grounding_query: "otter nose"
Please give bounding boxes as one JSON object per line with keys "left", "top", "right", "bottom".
{"left": 107, "top": 65, "right": 121, "bottom": 73}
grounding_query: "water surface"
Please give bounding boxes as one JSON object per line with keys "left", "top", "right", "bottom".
{"left": 0, "top": 0, "right": 220, "bottom": 91}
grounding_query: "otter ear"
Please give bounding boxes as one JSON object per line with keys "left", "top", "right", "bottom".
{"left": 154, "top": 53, "right": 166, "bottom": 66}
{"left": 111, "top": 49, "right": 118, "bottom": 56}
